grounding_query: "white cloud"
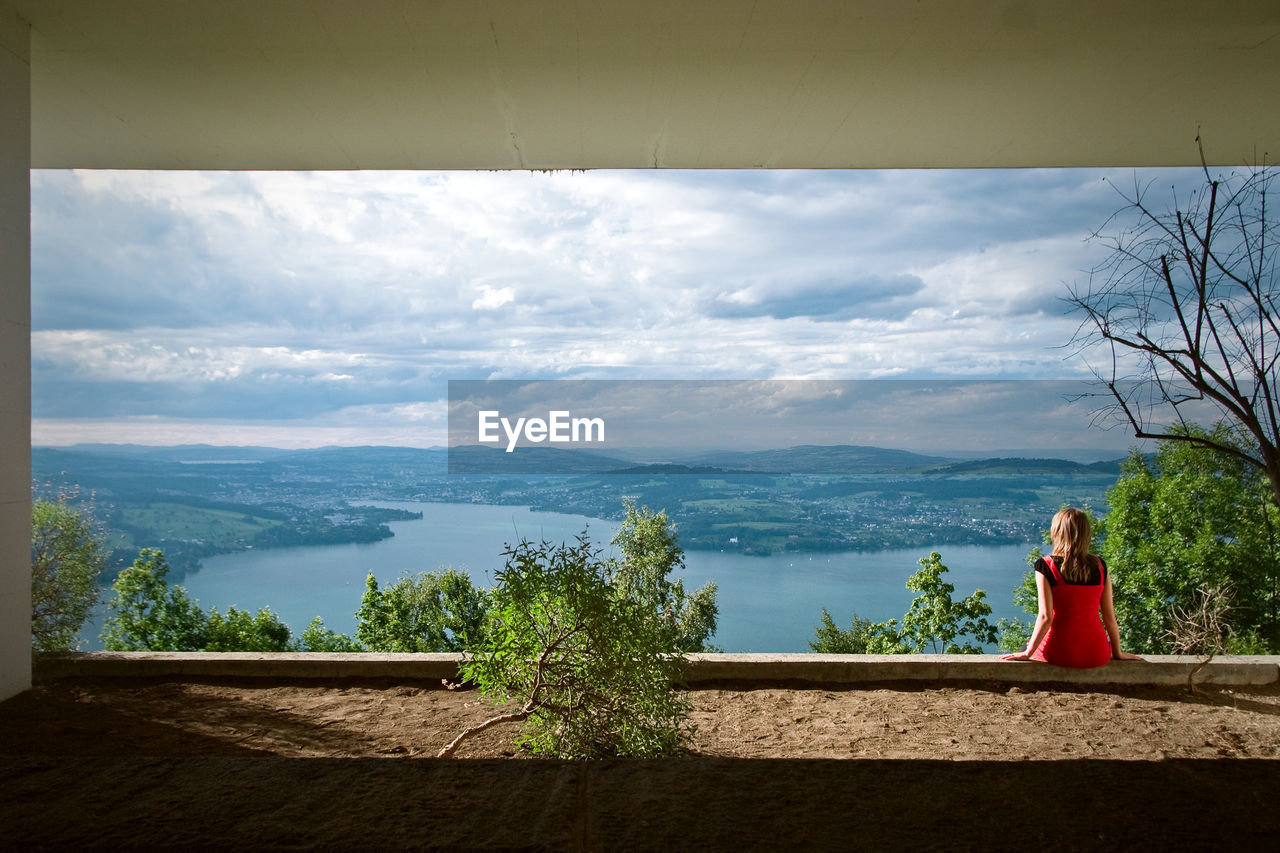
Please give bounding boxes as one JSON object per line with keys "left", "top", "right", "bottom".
{"left": 32, "top": 330, "right": 371, "bottom": 384}
{"left": 31, "top": 416, "right": 448, "bottom": 449}
{"left": 472, "top": 285, "right": 515, "bottom": 311}
{"left": 30, "top": 166, "right": 1209, "bottom": 447}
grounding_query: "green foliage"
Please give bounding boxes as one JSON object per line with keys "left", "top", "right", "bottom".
{"left": 997, "top": 567, "right": 1040, "bottom": 650}
{"left": 102, "top": 549, "right": 209, "bottom": 651}
{"left": 461, "top": 535, "right": 693, "bottom": 759}
{"left": 297, "top": 617, "right": 363, "bottom": 652}
{"left": 810, "top": 609, "right": 876, "bottom": 653}
{"left": 608, "top": 500, "right": 718, "bottom": 652}
{"left": 809, "top": 609, "right": 911, "bottom": 654}
{"left": 1225, "top": 628, "right": 1272, "bottom": 655}
{"left": 203, "top": 605, "right": 293, "bottom": 652}
{"left": 860, "top": 620, "right": 913, "bottom": 654}
{"left": 355, "top": 569, "right": 488, "bottom": 652}
{"left": 811, "top": 551, "right": 996, "bottom": 654}
{"left": 102, "top": 547, "right": 358, "bottom": 652}
{"left": 996, "top": 617, "right": 1032, "bottom": 653}
{"left": 1101, "top": 425, "right": 1280, "bottom": 653}
{"left": 31, "top": 495, "right": 109, "bottom": 652}
{"left": 898, "top": 552, "right": 998, "bottom": 653}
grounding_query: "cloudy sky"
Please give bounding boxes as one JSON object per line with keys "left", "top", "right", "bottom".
{"left": 29, "top": 167, "right": 1203, "bottom": 452}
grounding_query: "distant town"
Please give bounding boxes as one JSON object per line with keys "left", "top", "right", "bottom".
{"left": 32, "top": 443, "right": 1124, "bottom": 579}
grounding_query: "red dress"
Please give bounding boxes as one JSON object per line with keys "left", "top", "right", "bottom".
{"left": 1031, "top": 555, "right": 1113, "bottom": 668}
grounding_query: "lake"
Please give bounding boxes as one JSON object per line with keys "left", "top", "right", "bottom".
{"left": 81, "top": 501, "right": 1035, "bottom": 652}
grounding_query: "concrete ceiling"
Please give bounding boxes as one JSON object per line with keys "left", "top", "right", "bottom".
{"left": 12, "top": 0, "right": 1280, "bottom": 170}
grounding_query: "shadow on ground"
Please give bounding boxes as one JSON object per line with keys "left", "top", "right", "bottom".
{"left": 5, "top": 678, "right": 1280, "bottom": 849}
{"left": 2, "top": 754, "right": 1277, "bottom": 850}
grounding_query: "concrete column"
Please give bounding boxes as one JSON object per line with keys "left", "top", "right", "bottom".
{"left": 0, "top": 2, "right": 30, "bottom": 701}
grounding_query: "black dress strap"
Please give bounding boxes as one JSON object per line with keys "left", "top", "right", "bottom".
{"left": 1041, "top": 555, "right": 1065, "bottom": 586}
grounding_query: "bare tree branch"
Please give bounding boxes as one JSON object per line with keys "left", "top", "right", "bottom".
{"left": 1071, "top": 145, "right": 1279, "bottom": 501}
{"left": 1165, "top": 584, "right": 1234, "bottom": 694}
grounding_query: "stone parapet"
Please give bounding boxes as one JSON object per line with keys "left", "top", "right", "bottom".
{"left": 682, "top": 653, "right": 1280, "bottom": 686}
{"left": 34, "top": 651, "right": 464, "bottom": 681}
{"left": 33, "top": 651, "right": 1280, "bottom": 687}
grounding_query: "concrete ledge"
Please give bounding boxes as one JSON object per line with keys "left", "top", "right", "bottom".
{"left": 33, "top": 652, "right": 1280, "bottom": 687}
{"left": 683, "top": 653, "right": 1280, "bottom": 686}
{"left": 33, "top": 652, "right": 464, "bottom": 681}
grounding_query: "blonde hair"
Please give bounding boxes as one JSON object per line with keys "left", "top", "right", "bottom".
{"left": 1050, "top": 507, "right": 1094, "bottom": 583}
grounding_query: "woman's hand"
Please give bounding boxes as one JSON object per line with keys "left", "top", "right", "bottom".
{"left": 1001, "top": 650, "right": 1035, "bottom": 661}
{"left": 1112, "top": 650, "right": 1142, "bottom": 661}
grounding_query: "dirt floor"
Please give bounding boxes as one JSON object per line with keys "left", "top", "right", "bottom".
{"left": 3, "top": 677, "right": 1280, "bottom": 762}
{"left": 3, "top": 677, "right": 1280, "bottom": 850}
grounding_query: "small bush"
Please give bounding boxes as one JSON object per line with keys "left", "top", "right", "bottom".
{"left": 297, "top": 617, "right": 363, "bottom": 652}
{"left": 811, "top": 551, "right": 996, "bottom": 654}
{"left": 445, "top": 535, "right": 693, "bottom": 759}
{"left": 609, "top": 500, "right": 718, "bottom": 652}
{"left": 355, "top": 569, "right": 487, "bottom": 652}
{"left": 102, "top": 549, "right": 208, "bottom": 651}
{"left": 31, "top": 495, "right": 109, "bottom": 651}
{"left": 203, "top": 605, "right": 293, "bottom": 652}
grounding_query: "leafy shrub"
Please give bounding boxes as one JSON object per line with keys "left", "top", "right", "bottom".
{"left": 355, "top": 569, "right": 488, "bottom": 652}
{"left": 898, "top": 552, "right": 997, "bottom": 653}
{"left": 102, "top": 548, "right": 359, "bottom": 651}
{"left": 203, "top": 605, "right": 293, "bottom": 651}
{"left": 297, "top": 617, "right": 364, "bottom": 652}
{"left": 1102, "top": 427, "right": 1280, "bottom": 653}
{"left": 608, "top": 500, "right": 718, "bottom": 652}
{"left": 446, "top": 535, "right": 693, "bottom": 759}
{"left": 31, "top": 495, "right": 109, "bottom": 651}
{"left": 102, "top": 549, "right": 209, "bottom": 651}
{"left": 811, "top": 551, "right": 996, "bottom": 654}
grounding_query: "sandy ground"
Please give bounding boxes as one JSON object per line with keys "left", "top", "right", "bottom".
{"left": 3, "top": 677, "right": 1280, "bottom": 850}
{"left": 2, "top": 677, "right": 1278, "bottom": 761}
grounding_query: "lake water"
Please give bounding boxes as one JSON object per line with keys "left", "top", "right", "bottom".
{"left": 81, "top": 501, "right": 1034, "bottom": 652}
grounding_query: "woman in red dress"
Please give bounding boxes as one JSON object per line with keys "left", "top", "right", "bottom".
{"left": 1002, "top": 507, "right": 1141, "bottom": 668}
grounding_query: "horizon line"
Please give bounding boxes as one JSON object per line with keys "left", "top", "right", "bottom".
{"left": 30, "top": 440, "right": 1138, "bottom": 460}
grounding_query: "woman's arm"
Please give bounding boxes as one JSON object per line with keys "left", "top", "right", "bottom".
{"left": 1002, "top": 571, "right": 1053, "bottom": 661}
{"left": 1101, "top": 572, "right": 1142, "bottom": 661}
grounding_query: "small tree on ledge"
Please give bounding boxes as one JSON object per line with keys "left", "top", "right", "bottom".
{"left": 439, "top": 535, "right": 693, "bottom": 759}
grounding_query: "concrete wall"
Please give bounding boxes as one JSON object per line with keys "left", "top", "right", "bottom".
{"left": 33, "top": 652, "right": 1280, "bottom": 688}
{"left": 14, "top": 0, "right": 1280, "bottom": 170}
{"left": 0, "top": 3, "right": 29, "bottom": 702}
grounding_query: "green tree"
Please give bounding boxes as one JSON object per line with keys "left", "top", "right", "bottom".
{"left": 355, "top": 569, "right": 488, "bottom": 652}
{"left": 608, "top": 500, "right": 718, "bottom": 652}
{"left": 810, "top": 551, "right": 996, "bottom": 654}
{"left": 996, "top": 616, "right": 1033, "bottom": 654}
{"left": 31, "top": 495, "right": 109, "bottom": 651}
{"left": 1101, "top": 425, "right": 1280, "bottom": 653}
{"left": 102, "top": 549, "right": 208, "bottom": 651}
{"left": 809, "top": 610, "right": 910, "bottom": 654}
{"left": 296, "top": 617, "right": 363, "bottom": 652}
{"left": 996, "top": 565, "right": 1042, "bottom": 652}
{"left": 101, "top": 548, "right": 366, "bottom": 652}
{"left": 443, "top": 535, "right": 693, "bottom": 759}
{"left": 810, "top": 609, "right": 875, "bottom": 653}
{"left": 898, "top": 552, "right": 998, "bottom": 653}
{"left": 203, "top": 605, "right": 293, "bottom": 651}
